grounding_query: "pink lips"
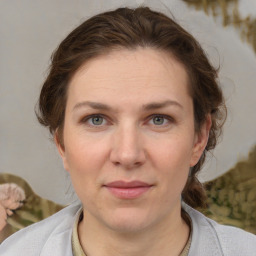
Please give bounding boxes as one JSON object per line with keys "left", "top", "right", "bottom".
{"left": 104, "top": 180, "right": 152, "bottom": 199}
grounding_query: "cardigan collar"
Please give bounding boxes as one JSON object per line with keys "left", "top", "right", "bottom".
{"left": 40, "top": 202, "right": 224, "bottom": 256}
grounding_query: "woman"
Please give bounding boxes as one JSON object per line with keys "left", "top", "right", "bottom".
{"left": 0, "top": 6, "right": 255, "bottom": 256}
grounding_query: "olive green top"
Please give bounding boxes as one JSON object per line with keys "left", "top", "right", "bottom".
{"left": 71, "top": 210, "right": 86, "bottom": 256}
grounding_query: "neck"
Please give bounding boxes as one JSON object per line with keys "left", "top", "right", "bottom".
{"left": 78, "top": 205, "right": 190, "bottom": 256}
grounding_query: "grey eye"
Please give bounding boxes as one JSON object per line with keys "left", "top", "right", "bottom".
{"left": 91, "top": 116, "right": 104, "bottom": 125}
{"left": 153, "top": 116, "right": 165, "bottom": 125}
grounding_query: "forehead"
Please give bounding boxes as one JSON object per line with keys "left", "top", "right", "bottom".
{"left": 67, "top": 48, "right": 190, "bottom": 109}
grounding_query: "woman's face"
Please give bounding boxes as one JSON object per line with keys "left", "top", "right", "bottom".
{"left": 57, "top": 48, "right": 209, "bottom": 233}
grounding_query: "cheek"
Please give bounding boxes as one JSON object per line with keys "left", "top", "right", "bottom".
{"left": 64, "top": 143, "right": 101, "bottom": 207}
{"left": 64, "top": 130, "right": 110, "bottom": 171}
{"left": 153, "top": 135, "right": 194, "bottom": 169}
{"left": 62, "top": 131, "right": 115, "bottom": 200}
{"left": 152, "top": 137, "right": 193, "bottom": 190}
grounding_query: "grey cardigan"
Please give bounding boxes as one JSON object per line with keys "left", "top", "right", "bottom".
{"left": 0, "top": 202, "right": 255, "bottom": 256}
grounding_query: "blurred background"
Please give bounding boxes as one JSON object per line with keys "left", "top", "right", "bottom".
{"left": 0, "top": 0, "right": 255, "bottom": 206}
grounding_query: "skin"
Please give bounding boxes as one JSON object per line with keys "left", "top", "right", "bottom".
{"left": 56, "top": 48, "right": 211, "bottom": 256}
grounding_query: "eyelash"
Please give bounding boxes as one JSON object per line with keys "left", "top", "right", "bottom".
{"left": 80, "top": 114, "right": 174, "bottom": 129}
{"left": 80, "top": 114, "right": 108, "bottom": 128}
{"left": 147, "top": 114, "right": 174, "bottom": 127}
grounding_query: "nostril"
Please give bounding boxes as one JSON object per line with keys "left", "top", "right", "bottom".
{"left": 113, "top": 161, "right": 121, "bottom": 166}
{"left": 134, "top": 161, "right": 142, "bottom": 166}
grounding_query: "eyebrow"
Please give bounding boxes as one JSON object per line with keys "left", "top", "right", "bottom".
{"left": 73, "top": 101, "right": 112, "bottom": 111}
{"left": 73, "top": 100, "right": 183, "bottom": 112}
{"left": 142, "top": 100, "right": 183, "bottom": 110}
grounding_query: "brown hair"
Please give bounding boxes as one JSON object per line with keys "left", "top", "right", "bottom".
{"left": 36, "top": 6, "right": 226, "bottom": 208}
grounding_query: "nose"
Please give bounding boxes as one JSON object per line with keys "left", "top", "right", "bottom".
{"left": 109, "top": 123, "right": 146, "bottom": 169}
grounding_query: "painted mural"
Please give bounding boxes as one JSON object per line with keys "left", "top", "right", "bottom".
{"left": 183, "top": 0, "right": 256, "bottom": 53}
{"left": 183, "top": 0, "right": 256, "bottom": 234}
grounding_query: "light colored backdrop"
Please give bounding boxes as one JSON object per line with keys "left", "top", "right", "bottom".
{"left": 1, "top": 0, "right": 256, "bottom": 204}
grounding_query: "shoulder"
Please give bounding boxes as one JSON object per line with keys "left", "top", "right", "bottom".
{"left": 0, "top": 202, "right": 82, "bottom": 256}
{"left": 207, "top": 216, "right": 256, "bottom": 255}
{"left": 183, "top": 202, "right": 256, "bottom": 256}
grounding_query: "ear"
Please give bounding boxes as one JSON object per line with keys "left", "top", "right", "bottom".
{"left": 190, "top": 114, "right": 212, "bottom": 167}
{"left": 54, "top": 132, "right": 70, "bottom": 172}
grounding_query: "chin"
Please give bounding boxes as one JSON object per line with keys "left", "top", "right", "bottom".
{"left": 103, "top": 208, "right": 154, "bottom": 234}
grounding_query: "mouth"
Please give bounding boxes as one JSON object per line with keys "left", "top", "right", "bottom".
{"left": 103, "top": 180, "right": 153, "bottom": 199}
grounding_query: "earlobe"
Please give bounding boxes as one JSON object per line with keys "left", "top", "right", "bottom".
{"left": 54, "top": 132, "right": 65, "bottom": 157}
{"left": 54, "top": 132, "right": 69, "bottom": 171}
{"left": 190, "top": 115, "right": 212, "bottom": 167}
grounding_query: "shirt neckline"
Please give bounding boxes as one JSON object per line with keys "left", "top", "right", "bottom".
{"left": 71, "top": 208, "right": 192, "bottom": 256}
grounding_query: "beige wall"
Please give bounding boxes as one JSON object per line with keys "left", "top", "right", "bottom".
{"left": 1, "top": 0, "right": 255, "bottom": 204}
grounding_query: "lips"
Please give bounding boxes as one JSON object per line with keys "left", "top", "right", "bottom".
{"left": 104, "top": 180, "right": 153, "bottom": 199}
